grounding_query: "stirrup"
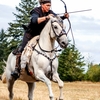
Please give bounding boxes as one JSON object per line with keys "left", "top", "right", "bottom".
{"left": 11, "top": 70, "right": 20, "bottom": 80}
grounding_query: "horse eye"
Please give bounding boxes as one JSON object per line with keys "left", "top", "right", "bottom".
{"left": 54, "top": 26, "right": 58, "bottom": 29}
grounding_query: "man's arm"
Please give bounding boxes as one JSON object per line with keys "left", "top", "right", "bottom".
{"left": 31, "top": 12, "right": 48, "bottom": 24}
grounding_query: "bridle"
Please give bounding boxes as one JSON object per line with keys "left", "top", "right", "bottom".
{"left": 51, "top": 21, "right": 67, "bottom": 39}
{"left": 35, "top": 17, "right": 67, "bottom": 53}
{"left": 51, "top": 20, "right": 67, "bottom": 43}
{"left": 32, "top": 17, "right": 67, "bottom": 80}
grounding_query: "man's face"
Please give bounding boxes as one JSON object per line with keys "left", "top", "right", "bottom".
{"left": 41, "top": 3, "right": 51, "bottom": 12}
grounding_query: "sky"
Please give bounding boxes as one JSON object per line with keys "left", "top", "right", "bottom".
{"left": 0, "top": 0, "right": 100, "bottom": 67}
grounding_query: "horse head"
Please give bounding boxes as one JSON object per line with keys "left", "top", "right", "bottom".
{"left": 50, "top": 16, "right": 68, "bottom": 49}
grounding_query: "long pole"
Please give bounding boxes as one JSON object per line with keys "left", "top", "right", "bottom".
{"left": 57, "top": 9, "right": 92, "bottom": 15}
{"left": 68, "top": 9, "right": 92, "bottom": 14}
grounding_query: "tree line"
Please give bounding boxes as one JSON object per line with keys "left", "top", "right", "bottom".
{"left": 0, "top": 0, "right": 100, "bottom": 82}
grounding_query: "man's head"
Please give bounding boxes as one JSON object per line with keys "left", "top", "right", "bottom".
{"left": 39, "top": 0, "right": 51, "bottom": 5}
{"left": 39, "top": 0, "right": 51, "bottom": 12}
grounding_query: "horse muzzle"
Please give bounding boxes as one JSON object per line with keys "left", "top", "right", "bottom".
{"left": 60, "top": 41, "right": 68, "bottom": 48}
{"left": 57, "top": 34, "right": 68, "bottom": 49}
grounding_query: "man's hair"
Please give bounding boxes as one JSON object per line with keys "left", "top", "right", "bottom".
{"left": 39, "top": 0, "right": 51, "bottom": 4}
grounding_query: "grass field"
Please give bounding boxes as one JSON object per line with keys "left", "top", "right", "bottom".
{"left": 0, "top": 80, "right": 100, "bottom": 100}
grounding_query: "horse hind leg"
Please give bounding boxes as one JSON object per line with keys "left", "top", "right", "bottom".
{"left": 7, "top": 78, "right": 15, "bottom": 100}
{"left": 26, "top": 82, "right": 35, "bottom": 100}
{"left": 52, "top": 73, "right": 64, "bottom": 100}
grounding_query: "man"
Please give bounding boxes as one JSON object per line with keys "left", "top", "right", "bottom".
{"left": 11, "top": 0, "right": 69, "bottom": 79}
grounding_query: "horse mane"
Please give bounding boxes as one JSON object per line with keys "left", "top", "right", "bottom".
{"left": 40, "top": 18, "right": 52, "bottom": 37}
{"left": 39, "top": 16, "right": 63, "bottom": 36}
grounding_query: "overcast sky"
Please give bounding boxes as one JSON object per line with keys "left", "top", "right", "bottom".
{"left": 0, "top": 0, "right": 100, "bottom": 66}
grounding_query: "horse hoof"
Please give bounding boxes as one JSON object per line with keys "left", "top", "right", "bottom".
{"left": 59, "top": 98, "right": 63, "bottom": 100}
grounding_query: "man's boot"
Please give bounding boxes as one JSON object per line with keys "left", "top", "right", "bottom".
{"left": 11, "top": 46, "right": 22, "bottom": 79}
{"left": 11, "top": 68, "right": 20, "bottom": 80}
{"left": 11, "top": 53, "right": 21, "bottom": 79}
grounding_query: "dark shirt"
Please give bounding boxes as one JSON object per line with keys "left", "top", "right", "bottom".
{"left": 28, "top": 6, "right": 55, "bottom": 37}
{"left": 28, "top": 6, "right": 66, "bottom": 37}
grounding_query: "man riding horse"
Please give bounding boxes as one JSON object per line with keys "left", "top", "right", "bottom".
{"left": 11, "top": 0, "right": 69, "bottom": 79}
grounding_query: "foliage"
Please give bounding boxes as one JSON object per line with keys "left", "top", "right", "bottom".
{"left": 58, "top": 43, "right": 86, "bottom": 81}
{"left": 6, "top": 0, "right": 38, "bottom": 53}
{"left": 0, "top": 29, "right": 8, "bottom": 74}
{"left": 1, "top": 0, "right": 99, "bottom": 82}
{"left": 0, "top": 0, "right": 38, "bottom": 74}
{"left": 0, "top": 29, "right": 9, "bottom": 62}
{"left": 85, "top": 64, "right": 100, "bottom": 82}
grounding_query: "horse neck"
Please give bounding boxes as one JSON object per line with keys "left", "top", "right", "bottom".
{"left": 39, "top": 20, "right": 55, "bottom": 50}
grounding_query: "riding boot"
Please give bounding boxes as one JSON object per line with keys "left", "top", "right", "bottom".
{"left": 11, "top": 47, "right": 22, "bottom": 79}
{"left": 11, "top": 68, "right": 20, "bottom": 80}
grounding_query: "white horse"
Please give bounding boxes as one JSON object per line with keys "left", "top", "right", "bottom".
{"left": 1, "top": 16, "right": 68, "bottom": 100}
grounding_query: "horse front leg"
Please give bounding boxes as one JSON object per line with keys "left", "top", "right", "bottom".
{"left": 7, "top": 78, "right": 15, "bottom": 100}
{"left": 35, "top": 72, "right": 54, "bottom": 100}
{"left": 26, "top": 82, "right": 36, "bottom": 100}
{"left": 52, "top": 73, "right": 64, "bottom": 100}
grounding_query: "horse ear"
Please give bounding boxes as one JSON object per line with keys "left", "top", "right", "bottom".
{"left": 22, "top": 24, "right": 28, "bottom": 30}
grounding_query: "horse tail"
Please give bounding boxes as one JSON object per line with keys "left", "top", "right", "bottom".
{"left": 3, "top": 59, "right": 7, "bottom": 65}
{"left": 1, "top": 71, "right": 7, "bottom": 83}
{"left": 1, "top": 60, "right": 7, "bottom": 83}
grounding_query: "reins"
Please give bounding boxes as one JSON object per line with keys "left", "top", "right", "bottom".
{"left": 60, "top": 0, "right": 75, "bottom": 45}
{"left": 31, "top": 15, "right": 72, "bottom": 80}
{"left": 37, "top": 39, "right": 59, "bottom": 53}
{"left": 67, "top": 18, "right": 75, "bottom": 45}
{"left": 36, "top": 19, "right": 64, "bottom": 53}
{"left": 32, "top": 18, "right": 66, "bottom": 80}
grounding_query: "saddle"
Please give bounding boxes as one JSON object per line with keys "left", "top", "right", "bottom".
{"left": 20, "top": 36, "right": 39, "bottom": 76}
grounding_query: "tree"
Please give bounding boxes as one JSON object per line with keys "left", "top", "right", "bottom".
{"left": 6, "top": 0, "right": 38, "bottom": 53}
{"left": 0, "top": 29, "right": 8, "bottom": 61}
{"left": 0, "top": 0, "right": 38, "bottom": 74}
{"left": 0, "top": 29, "right": 7, "bottom": 74}
{"left": 58, "top": 44, "right": 86, "bottom": 81}
{"left": 85, "top": 64, "right": 100, "bottom": 82}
